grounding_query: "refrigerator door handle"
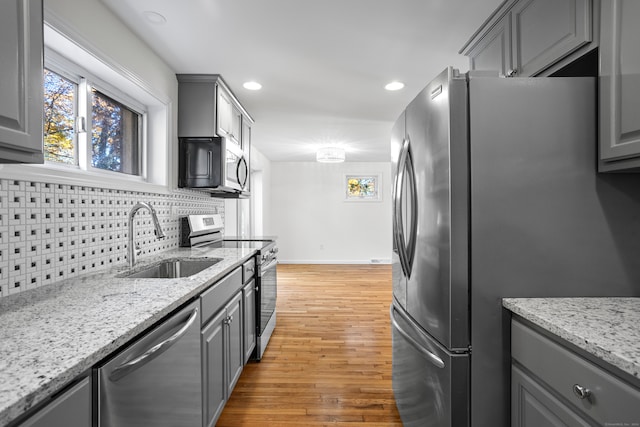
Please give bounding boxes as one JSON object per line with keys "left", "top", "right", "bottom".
{"left": 390, "top": 304, "right": 445, "bottom": 369}
{"left": 393, "top": 137, "right": 418, "bottom": 279}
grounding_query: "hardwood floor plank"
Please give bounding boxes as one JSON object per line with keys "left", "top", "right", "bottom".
{"left": 216, "top": 264, "right": 402, "bottom": 426}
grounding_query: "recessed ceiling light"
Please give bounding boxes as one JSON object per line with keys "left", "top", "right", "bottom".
{"left": 143, "top": 11, "right": 167, "bottom": 25}
{"left": 243, "top": 81, "right": 262, "bottom": 91}
{"left": 385, "top": 81, "right": 405, "bottom": 91}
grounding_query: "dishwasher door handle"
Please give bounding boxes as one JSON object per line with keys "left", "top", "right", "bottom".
{"left": 109, "top": 307, "right": 199, "bottom": 382}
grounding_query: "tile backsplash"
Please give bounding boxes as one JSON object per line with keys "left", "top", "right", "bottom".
{"left": 0, "top": 179, "right": 224, "bottom": 298}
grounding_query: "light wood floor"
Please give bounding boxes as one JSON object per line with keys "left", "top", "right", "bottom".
{"left": 216, "top": 264, "right": 402, "bottom": 426}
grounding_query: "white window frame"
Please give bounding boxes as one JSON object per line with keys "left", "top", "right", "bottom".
{"left": 0, "top": 21, "right": 171, "bottom": 193}
{"left": 45, "top": 51, "right": 148, "bottom": 179}
{"left": 344, "top": 174, "right": 382, "bottom": 202}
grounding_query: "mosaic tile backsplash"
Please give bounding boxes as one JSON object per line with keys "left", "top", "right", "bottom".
{"left": 0, "top": 179, "right": 224, "bottom": 298}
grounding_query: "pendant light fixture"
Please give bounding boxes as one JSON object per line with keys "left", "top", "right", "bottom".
{"left": 316, "top": 147, "right": 346, "bottom": 163}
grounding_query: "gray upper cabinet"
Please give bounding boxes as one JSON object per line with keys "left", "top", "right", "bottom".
{"left": 461, "top": 0, "right": 592, "bottom": 77}
{"left": 216, "top": 87, "right": 242, "bottom": 146}
{"left": 0, "top": 0, "right": 44, "bottom": 163}
{"left": 465, "top": 16, "right": 512, "bottom": 77}
{"left": 177, "top": 74, "right": 251, "bottom": 148}
{"left": 511, "top": 0, "right": 592, "bottom": 76}
{"left": 598, "top": 0, "right": 640, "bottom": 171}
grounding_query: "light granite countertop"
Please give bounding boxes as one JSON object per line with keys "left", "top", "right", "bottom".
{"left": 0, "top": 245, "right": 258, "bottom": 426}
{"left": 503, "top": 297, "right": 640, "bottom": 382}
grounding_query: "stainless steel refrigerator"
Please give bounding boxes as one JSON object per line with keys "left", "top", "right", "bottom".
{"left": 390, "top": 67, "right": 640, "bottom": 427}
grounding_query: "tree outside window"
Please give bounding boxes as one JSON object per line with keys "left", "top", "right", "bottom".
{"left": 91, "top": 89, "right": 140, "bottom": 175}
{"left": 43, "top": 69, "right": 76, "bottom": 165}
{"left": 43, "top": 68, "right": 142, "bottom": 176}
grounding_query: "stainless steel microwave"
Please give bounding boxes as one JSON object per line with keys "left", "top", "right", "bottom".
{"left": 178, "top": 137, "right": 249, "bottom": 197}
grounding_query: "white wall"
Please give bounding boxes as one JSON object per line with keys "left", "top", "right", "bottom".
{"left": 43, "top": 0, "right": 179, "bottom": 190}
{"left": 271, "top": 162, "right": 391, "bottom": 263}
{"left": 252, "top": 147, "right": 273, "bottom": 237}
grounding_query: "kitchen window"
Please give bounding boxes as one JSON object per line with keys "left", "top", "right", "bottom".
{"left": 345, "top": 175, "right": 381, "bottom": 201}
{"left": 90, "top": 89, "right": 141, "bottom": 175}
{"left": 0, "top": 21, "right": 172, "bottom": 191}
{"left": 43, "top": 62, "right": 144, "bottom": 178}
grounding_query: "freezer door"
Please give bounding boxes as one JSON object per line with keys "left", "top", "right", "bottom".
{"left": 404, "top": 68, "right": 470, "bottom": 350}
{"left": 391, "top": 303, "right": 469, "bottom": 427}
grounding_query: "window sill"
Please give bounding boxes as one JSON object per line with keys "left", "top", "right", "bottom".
{"left": 0, "top": 163, "right": 171, "bottom": 194}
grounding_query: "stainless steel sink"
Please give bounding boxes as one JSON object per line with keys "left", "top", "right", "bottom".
{"left": 122, "top": 258, "right": 222, "bottom": 279}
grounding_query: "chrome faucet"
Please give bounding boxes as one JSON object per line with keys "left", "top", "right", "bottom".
{"left": 128, "top": 201, "right": 166, "bottom": 268}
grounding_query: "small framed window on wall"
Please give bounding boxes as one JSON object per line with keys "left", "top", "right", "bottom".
{"left": 345, "top": 175, "right": 381, "bottom": 201}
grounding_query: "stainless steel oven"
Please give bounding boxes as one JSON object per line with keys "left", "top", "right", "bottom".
{"left": 255, "top": 241, "right": 277, "bottom": 360}
{"left": 179, "top": 214, "right": 278, "bottom": 361}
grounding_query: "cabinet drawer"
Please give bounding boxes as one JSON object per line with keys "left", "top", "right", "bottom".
{"left": 200, "top": 267, "right": 242, "bottom": 325}
{"left": 512, "top": 319, "right": 640, "bottom": 425}
{"left": 242, "top": 258, "right": 256, "bottom": 283}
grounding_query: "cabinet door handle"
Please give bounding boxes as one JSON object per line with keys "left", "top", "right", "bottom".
{"left": 572, "top": 384, "right": 591, "bottom": 400}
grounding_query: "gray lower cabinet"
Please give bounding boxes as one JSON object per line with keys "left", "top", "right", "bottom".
{"left": 512, "top": 365, "right": 593, "bottom": 426}
{"left": 461, "top": 0, "right": 592, "bottom": 77}
{"left": 18, "top": 377, "right": 91, "bottom": 427}
{"left": 201, "top": 289, "right": 244, "bottom": 427}
{"left": 0, "top": 0, "right": 44, "bottom": 163}
{"left": 598, "top": 0, "right": 640, "bottom": 171}
{"left": 511, "top": 319, "right": 640, "bottom": 426}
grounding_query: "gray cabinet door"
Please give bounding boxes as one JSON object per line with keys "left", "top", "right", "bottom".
{"left": 512, "top": 365, "right": 594, "bottom": 427}
{"left": 467, "top": 15, "right": 513, "bottom": 76}
{"left": 599, "top": 0, "right": 640, "bottom": 171}
{"left": 243, "top": 279, "right": 256, "bottom": 364}
{"left": 227, "top": 292, "right": 244, "bottom": 395}
{"left": 202, "top": 309, "right": 226, "bottom": 427}
{"left": 0, "top": 0, "right": 44, "bottom": 163}
{"left": 20, "top": 377, "right": 91, "bottom": 427}
{"left": 510, "top": 0, "right": 591, "bottom": 76}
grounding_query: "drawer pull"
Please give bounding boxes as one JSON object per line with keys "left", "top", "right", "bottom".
{"left": 572, "top": 384, "right": 592, "bottom": 400}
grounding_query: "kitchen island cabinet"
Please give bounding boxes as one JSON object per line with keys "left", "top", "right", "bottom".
{"left": 0, "top": 0, "right": 44, "bottom": 163}
{"left": 598, "top": 0, "right": 640, "bottom": 171}
{"left": 461, "top": 0, "right": 593, "bottom": 77}
{"left": 504, "top": 298, "right": 640, "bottom": 426}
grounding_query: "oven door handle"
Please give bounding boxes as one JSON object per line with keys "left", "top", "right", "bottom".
{"left": 259, "top": 258, "right": 278, "bottom": 276}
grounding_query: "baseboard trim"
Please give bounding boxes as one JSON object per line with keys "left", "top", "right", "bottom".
{"left": 278, "top": 259, "right": 391, "bottom": 265}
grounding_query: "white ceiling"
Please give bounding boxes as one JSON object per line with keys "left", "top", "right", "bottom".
{"left": 101, "top": 0, "right": 503, "bottom": 162}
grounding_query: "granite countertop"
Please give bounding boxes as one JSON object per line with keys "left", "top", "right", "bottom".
{"left": 0, "top": 245, "right": 258, "bottom": 426}
{"left": 503, "top": 297, "right": 640, "bottom": 381}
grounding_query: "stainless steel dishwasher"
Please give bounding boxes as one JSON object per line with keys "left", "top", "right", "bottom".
{"left": 97, "top": 300, "right": 201, "bottom": 426}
